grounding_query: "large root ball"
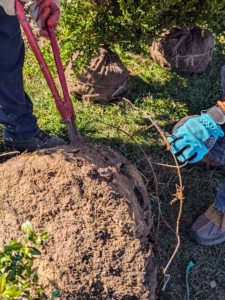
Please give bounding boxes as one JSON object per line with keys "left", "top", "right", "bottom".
{"left": 150, "top": 27, "right": 214, "bottom": 73}
{"left": 0, "top": 144, "right": 156, "bottom": 299}
{"left": 65, "top": 45, "right": 132, "bottom": 103}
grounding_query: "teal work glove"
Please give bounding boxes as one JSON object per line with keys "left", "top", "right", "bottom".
{"left": 167, "top": 113, "right": 224, "bottom": 163}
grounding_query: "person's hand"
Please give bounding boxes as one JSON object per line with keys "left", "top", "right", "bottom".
{"left": 29, "top": 0, "right": 60, "bottom": 37}
{"left": 167, "top": 114, "right": 224, "bottom": 163}
{"left": 0, "top": 0, "right": 29, "bottom": 15}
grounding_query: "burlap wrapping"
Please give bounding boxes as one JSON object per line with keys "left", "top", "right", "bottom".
{"left": 150, "top": 27, "right": 214, "bottom": 73}
{"left": 65, "top": 44, "right": 132, "bottom": 103}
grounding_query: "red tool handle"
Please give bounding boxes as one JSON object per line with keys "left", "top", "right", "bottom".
{"left": 15, "top": 0, "right": 76, "bottom": 122}
{"left": 48, "top": 26, "right": 72, "bottom": 109}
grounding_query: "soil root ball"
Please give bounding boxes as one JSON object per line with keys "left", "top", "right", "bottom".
{"left": 0, "top": 144, "right": 156, "bottom": 299}
{"left": 150, "top": 26, "right": 214, "bottom": 73}
{"left": 65, "top": 44, "right": 132, "bottom": 104}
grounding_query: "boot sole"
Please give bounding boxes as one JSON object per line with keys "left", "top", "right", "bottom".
{"left": 190, "top": 229, "right": 225, "bottom": 246}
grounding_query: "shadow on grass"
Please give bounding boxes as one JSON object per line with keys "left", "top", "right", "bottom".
{"left": 123, "top": 41, "right": 225, "bottom": 135}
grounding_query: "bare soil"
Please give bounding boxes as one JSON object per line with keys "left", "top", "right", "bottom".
{"left": 0, "top": 144, "right": 156, "bottom": 299}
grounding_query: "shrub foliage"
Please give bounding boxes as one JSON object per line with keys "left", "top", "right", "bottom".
{"left": 59, "top": 0, "right": 225, "bottom": 73}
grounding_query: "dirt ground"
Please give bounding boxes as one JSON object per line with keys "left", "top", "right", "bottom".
{"left": 0, "top": 144, "right": 156, "bottom": 299}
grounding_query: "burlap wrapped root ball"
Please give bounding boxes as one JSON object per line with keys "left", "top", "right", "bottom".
{"left": 0, "top": 144, "right": 156, "bottom": 299}
{"left": 65, "top": 44, "right": 132, "bottom": 103}
{"left": 150, "top": 26, "right": 214, "bottom": 73}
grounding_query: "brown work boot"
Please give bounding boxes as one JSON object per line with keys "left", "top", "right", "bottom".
{"left": 190, "top": 203, "right": 225, "bottom": 246}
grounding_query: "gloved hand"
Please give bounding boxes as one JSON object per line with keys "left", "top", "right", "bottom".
{"left": 0, "top": 0, "right": 29, "bottom": 15}
{"left": 29, "top": 0, "right": 60, "bottom": 37}
{"left": 167, "top": 113, "right": 224, "bottom": 163}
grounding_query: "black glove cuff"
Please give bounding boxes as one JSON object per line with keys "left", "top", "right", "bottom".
{"left": 202, "top": 105, "right": 225, "bottom": 125}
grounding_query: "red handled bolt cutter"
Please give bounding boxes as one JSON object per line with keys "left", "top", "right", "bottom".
{"left": 15, "top": 0, "right": 80, "bottom": 145}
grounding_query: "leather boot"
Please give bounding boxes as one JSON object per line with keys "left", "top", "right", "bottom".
{"left": 190, "top": 203, "right": 225, "bottom": 246}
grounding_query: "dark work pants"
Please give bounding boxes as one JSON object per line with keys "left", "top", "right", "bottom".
{"left": 0, "top": 6, "right": 39, "bottom": 140}
{"left": 208, "top": 136, "right": 225, "bottom": 212}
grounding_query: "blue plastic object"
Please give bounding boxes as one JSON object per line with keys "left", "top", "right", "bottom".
{"left": 186, "top": 261, "right": 195, "bottom": 300}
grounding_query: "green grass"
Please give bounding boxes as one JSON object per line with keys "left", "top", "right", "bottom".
{"left": 2, "top": 35, "right": 225, "bottom": 300}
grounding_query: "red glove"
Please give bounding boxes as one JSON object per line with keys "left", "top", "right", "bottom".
{"left": 29, "top": 0, "right": 60, "bottom": 37}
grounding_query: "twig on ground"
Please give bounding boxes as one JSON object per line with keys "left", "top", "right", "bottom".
{"left": 0, "top": 151, "right": 20, "bottom": 157}
{"left": 134, "top": 155, "right": 188, "bottom": 169}
{"left": 122, "top": 97, "right": 170, "bottom": 149}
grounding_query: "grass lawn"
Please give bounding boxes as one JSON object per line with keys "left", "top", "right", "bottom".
{"left": 1, "top": 30, "right": 225, "bottom": 299}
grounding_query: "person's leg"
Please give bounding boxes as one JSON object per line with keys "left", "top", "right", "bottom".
{"left": 207, "top": 135, "right": 225, "bottom": 164}
{"left": 0, "top": 6, "right": 66, "bottom": 151}
{"left": 0, "top": 6, "right": 39, "bottom": 140}
{"left": 190, "top": 181, "right": 225, "bottom": 246}
{"left": 214, "top": 181, "right": 225, "bottom": 213}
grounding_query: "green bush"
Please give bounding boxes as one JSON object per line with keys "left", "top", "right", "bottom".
{"left": 58, "top": 0, "right": 225, "bottom": 72}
